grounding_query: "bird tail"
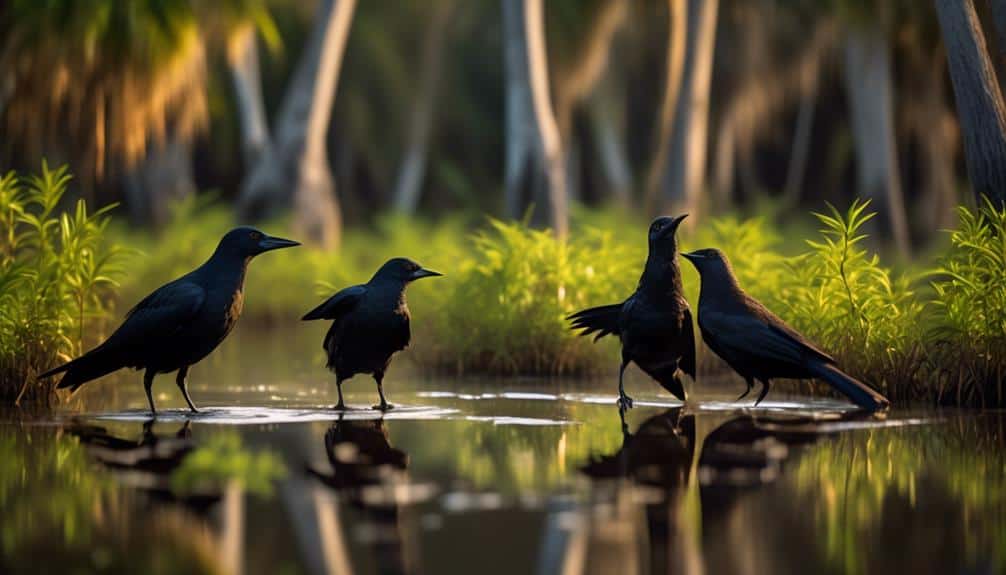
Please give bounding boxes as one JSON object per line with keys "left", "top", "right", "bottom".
{"left": 810, "top": 362, "right": 890, "bottom": 411}
{"left": 638, "top": 362, "right": 687, "bottom": 402}
{"left": 567, "top": 304, "right": 622, "bottom": 341}
{"left": 38, "top": 346, "right": 122, "bottom": 393}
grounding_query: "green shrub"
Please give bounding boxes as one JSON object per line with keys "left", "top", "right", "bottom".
{"left": 0, "top": 162, "right": 124, "bottom": 405}
{"left": 777, "top": 200, "right": 926, "bottom": 401}
{"left": 930, "top": 199, "right": 1006, "bottom": 405}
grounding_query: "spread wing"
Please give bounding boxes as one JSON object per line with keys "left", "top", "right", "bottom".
{"left": 301, "top": 285, "right": 367, "bottom": 321}
{"left": 568, "top": 302, "right": 624, "bottom": 342}
{"left": 680, "top": 307, "right": 697, "bottom": 379}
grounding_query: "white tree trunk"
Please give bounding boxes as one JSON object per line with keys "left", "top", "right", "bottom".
{"left": 503, "top": 0, "right": 536, "bottom": 220}
{"left": 589, "top": 86, "right": 632, "bottom": 206}
{"left": 393, "top": 1, "right": 454, "bottom": 213}
{"left": 228, "top": 25, "right": 271, "bottom": 169}
{"left": 525, "top": 0, "right": 568, "bottom": 239}
{"left": 665, "top": 0, "right": 718, "bottom": 219}
{"left": 239, "top": 0, "right": 356, "bottom": 249}
{"left": 843, "top": 26, "right": 910, "bottom": 255}
{"left": 646, "top": 0, "right": 688, "bottom": 213}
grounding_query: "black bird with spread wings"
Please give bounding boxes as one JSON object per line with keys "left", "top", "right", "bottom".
{"left": 568, "top": 214, "right": 696, "bottom": 408}
{"left": 302, "top": 258, "right": 441, "bottom": 410}
{"left": 682, "top": 248, "right": 889, "bottom": 411}
{"left": 38, "top": 227, "right": 300, "bottom": 413}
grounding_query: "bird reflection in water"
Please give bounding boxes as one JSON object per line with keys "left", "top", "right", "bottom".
{"left": 551, "top": 407, "right": 696, "bottom": 575}
{"left": 308, "top": 416, "right": 421, "bottom": 575}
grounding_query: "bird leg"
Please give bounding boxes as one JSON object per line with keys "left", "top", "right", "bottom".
{"left": 754, "top": 379, "right": 772, "bottom": 406}
{"left": 737, "top": 377, "right": 755, "bottom": 401}
{"left": 143, "top": 370, "right": 157, "bottom": 415}
{"left": 175, "top": 366, "right": 199, "bottom": 413}
{"left": 617, "top": 358, "right": 633, "bottom": 409}
{"left": 333, "top": 379, "right": 347, "bottom": 410}
{"left": 373, "top": 372, "right": 393, "bottom": 411}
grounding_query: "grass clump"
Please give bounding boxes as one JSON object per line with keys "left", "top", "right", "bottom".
{"left": 0, "top": 163, "right": 124, "bottom": 405}
{"left": 930, "top": 200, "right": 1006, "bottom": 405}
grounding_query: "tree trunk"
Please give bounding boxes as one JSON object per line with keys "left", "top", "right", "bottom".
{"left": 781, "top": 81, "right": 817, "bottom": 206}
{"left": 589, "top": 84, "right": 632, "bottom": 206}
{"left": 934, "top": 0, "right": 1006, "bottom": 208}
{"left": 227, "top": 25, "right": 271, "bottom": 170}
{"left": 664, "top": 0, "right": 718, "bottom": 219}
{"left": 123, "top": 136, "right": 195, "bottom": 227}
{"left": 645, "top": 0, "right": 687, "bottom": 213}
{"left": 238, "top": 0, "right": 356, "bottom": 249}
{"left": 503, "top": 0, "right": 536, "bottom": 221}
{"left": 843, "top": 26, "right": 910, "bottom": 255}
{"left": 392, "top": 1, "right": 454, "bottom": 213}
{"left": 503, "top": 0, "right": 569, "bottom": 237}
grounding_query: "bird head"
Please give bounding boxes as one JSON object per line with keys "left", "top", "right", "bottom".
{"left": 218, "top": 226, "right": 301, "bottom": 257}
{"left": 374, "top": 257, "right": 443, "bottom": 283}
{"left": 680, "top": 247, "right": 731, "bottom": 276}
{"left": 647, "top": 214, "right": 688, "bottom": 254}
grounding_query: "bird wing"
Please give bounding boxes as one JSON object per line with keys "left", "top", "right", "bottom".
{"left": 680, "top": 306, "right": 697, "bottom": 379}
{"left": 115, "top": 280, "right": 207, "bottom": 345}
{"left": 301, "top": 285, "right": 367, "bottom": 321}
{"left": 568, "top": 301, "right": 624, "bottom": 341}
{"left": 742, "top": 294, "right": 834, "bottom": 363}
{"left": 701, "top": 306, "right": 832, "bottom": 368}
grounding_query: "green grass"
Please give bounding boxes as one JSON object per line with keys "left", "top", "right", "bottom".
{"left": 93, "top": 195, "right": 1006, "bottom": 407}
{"left": 0, "top": 162, "right": 125, "bottom": 405}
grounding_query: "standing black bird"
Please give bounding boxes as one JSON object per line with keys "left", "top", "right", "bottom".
{"left": 301, "top": 258, "right": 441, "bottom": 411}
{"left": 681, "top": 248, "right": 890, "bottom": 411}
{"left": 568, "top": 214, "right": 696, "bottom": 409}
{"left": 38, "top": 227, "right": 300, "bottom": 414}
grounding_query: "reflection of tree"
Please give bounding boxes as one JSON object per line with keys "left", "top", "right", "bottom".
{"left": 307, "top": 417, "right": 420, "bottom": 575}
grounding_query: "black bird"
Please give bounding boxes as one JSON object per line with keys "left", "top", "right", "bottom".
{"left": 681, "top": 248, "right": 889, "bottom": 411}
{"left": 38, "top": 227, "right": 300, "bottom": 413}
{"left": 568, "top": 214, "right": 696, "bottom": 408}
{"left": 301, "top": 257, "right": 441, "bottom": 410}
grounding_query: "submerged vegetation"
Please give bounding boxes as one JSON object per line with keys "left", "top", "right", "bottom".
{"left": 0, "top": 163, "right": 124, "bottom": 405}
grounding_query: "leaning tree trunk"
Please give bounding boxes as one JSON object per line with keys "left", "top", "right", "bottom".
{"left": 645, "top": 0, "right": 688, "bottom": 213}
{"left": 664, "top": 0, "right": 717, "bottom": 219}
{"left": 238, "top": 0, "right": 356, "bottom": 249}
{"left": 502, "top": 0, "right": 569, "bottom": 238}
{"left": 934, "top": 0, "right": 1006, "bottom": 208}
{"left": 393, "top": 1, "right": 454, "bottom": 213}
{"left": 228, "top": 25, "right": 271, "bottom": 170}
{"left": 843, "top": 25, "right": 910, "bottom": 255}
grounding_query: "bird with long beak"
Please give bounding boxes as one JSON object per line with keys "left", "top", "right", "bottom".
{"left": 302, "top": 258, "right": 442, "bottom": 411}
{"left": 568, "top": 214, "right": 696, "bottom": 409}
{"left": 682, "top": 248, "right": 889, "bottom": 411}
{"left": 39, "top": 227, "right": 301, "bottom": 413}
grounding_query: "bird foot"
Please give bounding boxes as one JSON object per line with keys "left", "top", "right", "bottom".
{"left": 332, "top": 402, "right": 349, "bottom": 411}
{"left": 373, "top": 403, "right": 394, "bottom": 412}
{"left": 617, "top": 394, "right": 634, "bottom": 410}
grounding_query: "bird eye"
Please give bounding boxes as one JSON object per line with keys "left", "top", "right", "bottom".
{"left": 249, "top": 231, "right": 261, "bottom": 240}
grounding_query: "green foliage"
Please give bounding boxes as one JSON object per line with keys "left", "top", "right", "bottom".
{"left": 170, "top": 432, "right": 286, "bottom": 497}
{"left": 0, "top": 162, "right": 124, "bottom": 405}
{"left": 779, "top": 200, "right": 926, "bottom": 400}
{"left": 930, "top": 199, "right": 1006, "bottom": 405}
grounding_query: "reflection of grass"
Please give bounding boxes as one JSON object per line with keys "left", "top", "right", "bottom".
{"left": 0, "top": 428, "right": 222, "bottom": 573}
{"left": 170, "top": 432, "right": 287, "bottom": 497}
{"left": 790, "top": 420, "right": 1006, "bottom": 574}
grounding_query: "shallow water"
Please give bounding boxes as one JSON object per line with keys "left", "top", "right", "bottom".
{"left": 1, "top": 330, "right": 1004, "bottom": 574}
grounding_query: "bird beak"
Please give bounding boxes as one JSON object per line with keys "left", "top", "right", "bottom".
{"left": 680, "top": 250, "right": 702, "bottom": 264}
{"left": 410, "top": 268, "right": 442, "bottom": 280}
{"left": 259, "top": 235, "right": 301, "bottom": 252}
{"left": 658, "top": 213, "right": 688, "bottom": 239}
